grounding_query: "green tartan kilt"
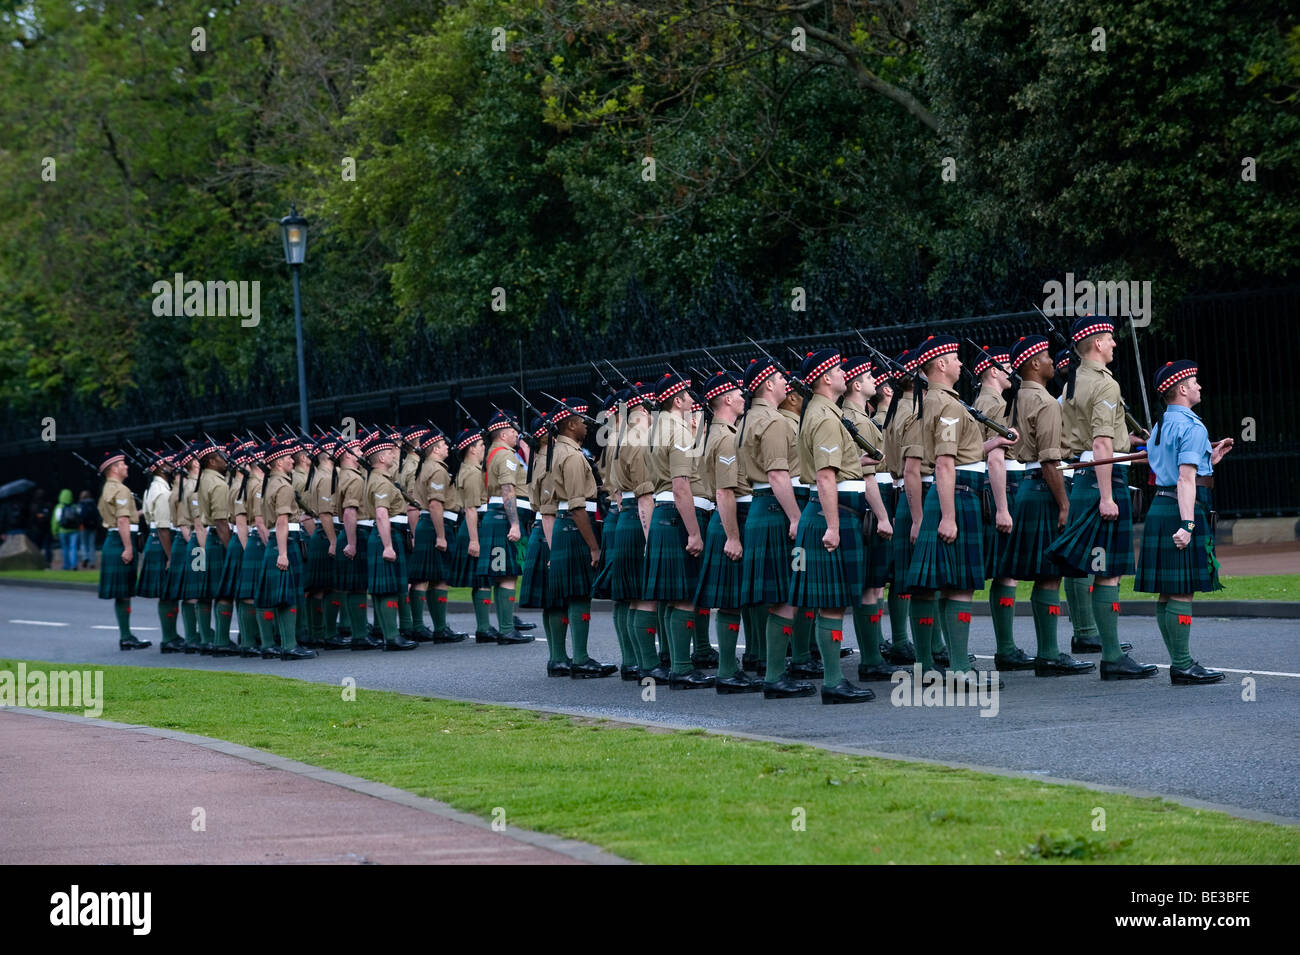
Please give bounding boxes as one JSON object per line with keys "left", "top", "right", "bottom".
{"left": 863, "top": 482, "right": 894, "bottom": 589}
{"left": 135, "top": 530, "right": 168, "bottom": 598}
{"left": 890, "top": 483, "right": 922, "bottom": 594}
{"left": 740, "top": 493, "right": 792, "bottom": 607}
{"left": 303, "top": 525, "right": 334, "bottom": 591}
{"left": 642, "top": 502, "right": 705, "bottom": 602}
{"left": 1134, "top": 488, "right": 1223, "bottom": 594}
{"left": 694, "top": 502, "right": 748, "bottom": 609}
{"left": 789, "top": 496, "right": 863, "bottom": 609}
{"left": 213, "top": 533, "right": 243, "bottom": 599}
{"left": 408, "top": 513, "right": 451, "bottom": 583}
{"left": 98, "top": 532, "right": 137, "bottom": 599}
{"left": 448, "top": 516, "right": 492, "bottom": 589}
{"left": 175, "top": 532, "right": 207, "bottom": 600}
{"left": 254, "top": 535, "right": 301, "bottom": 609}
{"left": 983, "top": 470, "right": 1024, "bottom": 579}
{"left": 237, "top": 534, "right": 266, "bottom": 600}
{"left": 367, "top": 523, "right": 409, "bottom": 596}
{"left": 333, "top": 525, "right": 369, "bottom": 593}
{"left": 1045, "top": 465, "right": 1134, "bottom": 578}
{"left": 161, "top": 532, "right": 188, "bottom": 600}
{"left": 474, "top": 504, "right": 522, "bottom": 578}
{"left": 904, "top": 474, "right": 986, "bottom": 593}
{"left": 547, "top": 513, "right": 595, "bottom": 603}
{"left": 997, "top": 474, "right": 1063, "bottom": 581}
{"left": 200, "top": 530, "right": 226, "bottom": 600}
{"left": 517, "top": 522, "right": 555, "bottom": 609}
{"left": 590, "top": 504, "right": 619, "bottom": 599}
{"left": 610, "top": 500, "right": 647, "bottom": 601}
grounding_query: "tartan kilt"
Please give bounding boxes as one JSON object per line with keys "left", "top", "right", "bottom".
{"left": 177, "top": 532, "right": 207, "bottom": 600}
{"left": 863, "top": 483, "right": 894, "bottom": 589}
{"left": 367, "top": 523, "right": 409, "bottom": 596}
{"left": 1045, "top": 465, "right": 1135, "bottom": 578}
{"left": 890, "top": 484, "right": 920, "bottom": 595}
{"left": 694, "top": 502, "right": 748, "bottom": 609}
{"left": 162, "top": 532, "right": 188, "bottom": 600}
{"left": 238, "top": 534, "right": 266, "bottom": 600}
{"left": 213, "top": 533, "right": 243, "bottom": 600}
{"left": 303, "top": 525, "right": 334, "bottom": 591}
{"left": 447, "top": 517, "right": 491, "bottom": 589}
{"left": 590, "top": 504, "right": 619, "bottom": 599}
{"left": 517, "top": 522, "right": 555, "bottom": 609}
{"left": 983, "top": 470, "right": 1024, "bottom": 579}
{"left": 610, "top": 500, "right": 648, "bottom": 601}
{"left": 789, "top": 497, "right": 863, "bottom": 609}
{"left": 547, "top": 513, "right": 595, "bottom": 603}
{"left": 474, "top": 504, "right": 522, "bottom": 578}
{"left": 135, "top": 530, "right": 168, "bottom": 598}
{"left": 98, "top": 532, "right": 137, "bottom": 599}
{"left": 254, "top": 535, "right": 301, "bottom": 609}
{"left": 201, "top": 531, "right": 226, "bottom": 600}
{"left": 1134, "top": 489, "right": 1223, "bottom": 594}
{"left": 333, "top": 525, "right": 369, "bottom": 593}
{"left": 642, "top": 502, "right": 704, "bottom": 602}
{"left": 740, "top": 493, "right": 792, "bottom": 607}
{"left": 997, "top": 475, "right": 1063, "bottom": 581}
{"left": 904, "top": 475, "right": 986, "bottom": 593}
{"left": 407, "top": 513, "right": 439, "bottom": 583}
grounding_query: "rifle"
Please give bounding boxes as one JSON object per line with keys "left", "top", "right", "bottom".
{"left": 965, "top": 338, "right": 1022, "bottom": 427}
{"left": 454, "top": 399, "right": 483, "bottom": 430}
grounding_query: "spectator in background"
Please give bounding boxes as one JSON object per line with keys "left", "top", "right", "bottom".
{"left": 29, "top": 490, "right": 53, "bottom": 567}
{"left": 53, "top": 488, "right": 80, "bottom": 571}
{"left": 77, "top": 490, "right": 99, "bottom": 568}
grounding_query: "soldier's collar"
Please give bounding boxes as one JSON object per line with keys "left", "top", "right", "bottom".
{"left": 1080, "top": 357, "right": 1109, "bottom": 374}
{"left": 555, "top": 434, "right": 581, "bottom": 449}
{"left": 751, "top": 396, "right": 777, "bottom": 409}
{"left": 1020, "top": 379, "right": 1047, "bottom": 392}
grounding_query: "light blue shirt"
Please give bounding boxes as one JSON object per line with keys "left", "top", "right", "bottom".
{"left": 1148, "top": 404, "right": 1212, "bottom": 485}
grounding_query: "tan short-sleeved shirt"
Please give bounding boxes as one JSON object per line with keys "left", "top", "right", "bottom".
{"left": 922, "top": 387, "right": 984, "bottom": 466}
{"left": 597, "top": 445, "right": 621, "bottom": 494}
{"left": 649, "top": 409, "right": 696, "bottom": 495}
{"left": 365, "top": 465, "right": 408, "bottom": 518}
{"left": 247, "top": 473, "right": 266, "bottom": 524}
{"left": 610, "top": 422, "right": 653, "bottom": 497}
{"left": 455, "top": 461, "right": 485, "bottom": 511}
{"left": 973, "top": 388, "right": 1010, "bottom": 444}
{"left": 308, "top": 469, "right": 336, "bottom": 517}
{"left": 143, "top": 475, "right": 172, "bottom": 528}
{"left": 840, "top": 403, "right": 886, "bottom": 478}
{"left": 168, "top": 477, "right": 188, "bottom": 529}
{"left": 797, "top": 394, "right": 857, "bottom": 482}
{"left": 229, "top": 477, "right": 247, "bottom": 520}
{"left": 1012, "top": 381, "right": 1064, "bottom": 463}
{"left": 336, "top": 466, "right": 367, "bottom": 519}
{"left": 292, "top": 466, "right": 309, "bottom": 496}
{"left": 886, "top": 394, "right": 934, "bottom": 478}
{"left": 418, "top": 459, "right": 451, "bottom": 509}
{"left": 183, "top": 474, "right": 200, "bottom": 527}
{"left": 698, "top": 420, "right": 750, "bottom": 500}
{"left": 530, "top": 447, "right": 557, "bottom": 516}
{"left": 262, "top": 472, "right": 296, "bottom": 524}
{"left": 197, "top": 468, "right": 230, "bottom": 523}
{"left": 552, "top": 435, "right": 597, "bottom": 509}
{"left": 98, "top": 478, "right": 138, "bottom": 526}
{"left": 399, "top": 453, "right": 419, "bottom": 501}
{"left": 1063, "top": 357, "right": 1130, "bottom": 455}
{"left": 484, "top": 440, "right": 521, "bottom": 497}
{"left": 739, "top": 398, "right": 793, "bottom": 484}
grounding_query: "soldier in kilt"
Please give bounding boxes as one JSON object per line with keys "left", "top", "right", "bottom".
{"left": 517, "top": 414, "right": 564, "bottom": 670}
{"left": 361, "top": 430, "right": 418, "bottom": 651}
{"left": 95, "top": 450, "right": 150, "bottom": 649}
{"left": 333, "top": 436, "right": 380, "bottom": 651}
{"left": 303, "top": 437, "right": 344, "bottom": 647}
{"left": 777, "top": 381, "right": 821, "bottom": 676}
{"left": 1134, "top": 360, "right": 1232, "bottom": 684}
{"left": 693, "top": 371, "right": 764, "bottom": 694}
{"left": 904, "top": 336, "right": 1015, "bottom": 689}
{"left": 408, "top": 426, "right": 466, "bottom": 644}
{"left": 589, "top": 394, "right": 635, "bottom": 675}
{"left": 237, "top": 447, "right": 277, "bottom": 657}
{"left": 610, "top": 385, "right": 659, "bottom": 676}
{"left": 1045, "top": 318, "right": 1156, "bottom": 680}
{"left": 256, "top": 437, "right": 316, "bottom": 660}
{"left": 1054, "top": 347, "right": 1102, "bottom": 653}
{"left": 138, "top": 450, "right": 181, "bottom": 652}
{"left": 473, "top": 411, "right": 532, "bottom": 645}
{"left": 195, "top": 440, "right": 236, "bottom": 655}
{"left": 449, "top": 428, "right": 499, "bottom": 640}
{"left": 869, "top": 364, "right": 910, "bottom": 663}
{"left": 220, "top": 441, "right": 262, "bottom": 658}
{"left": 174, "top": 449, "right": 207, "bottom": 650}
{"left": 972, "top": 346, "right": 1036, "bottom": 670}
{"left": 839, "top": 357, "right": 902, "bottom": 682}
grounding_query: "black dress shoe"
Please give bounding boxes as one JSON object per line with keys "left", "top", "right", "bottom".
{"left": 659, "top": 651, "right": 671, "bottom": 668}
{"left": 513, "top": 618, "right": 537, "bottom": 631}
{"left": 821, "top": 679, "right": 875, "bottom": 704}
{"left": 182, "top": 643, "right": 201, "bottom": 654}
{"left": 932, "top": 647, "right": 949, "bottom": 667}
{"left": 159, "top": 639, "right": 186, "bottom": 654}
{"left": 993, "top": 648, "right": 1038, "bottom": 671}
{"left": 857, "top": 661, "right": 905, "bottom": 681}
{"left": 384, "top": 636, "right": 419, "bottom": 651}
{"left": 350, "top": 633, "right": 384, "bottom": 650}
{"left": 790, "top": 658, "right": 824, "bottom": 679}
{"left": 260, "top": 646, "right": 280, "bottom": 659}
{"left": 280, "top": 645, "right": 317, "bottom": 660}
{"left": 433, "top": 627, "right": 469, "bottom": 643}
{"left": 572, "top": 658, "right": 618, "bottom": 679}
{"left": 1099, "top": 653, "right": 1159, "bottom": 681}
{"left": 211, "top": 641, "right": 241, "bottom": 657}
{"left": 322, "top": 636, "right": 352, "bottom": 650}
{"left": 691, "top": 646, "right": 721, "bottom": 669}
{"left": 763, "top": 676, "right": 817, "bottom": 699}
{"left": 119, "top": 635, "right": 152, "bottom": 650}
{"left": 642, "top": 666, "right": 672, "bottom": 684}
{"left": 198, "top": 645, "right": 214, "bottom": 656}
{"left": 882, "top": 639, "right": 917, "bottom": 665}
{"left": 496, "top": 628, "right": 534, "bottom": 645}
{"left": 669, "top": 669, "right": 716, "bottom": 689}
{"left": 1034, "top": 653, "right": 1095, "bottom": 677}
{"left": 946, "top": 669, "right": 1005, "bottom": 691}
{"left": 546, "top": 660, "right": 573, "bottom": 677}
{"left": 1071, "top": 635, "right": 1102, "bottom": 653}
{"left": 475, "top": 627, "right": 503, "bottom": 644}
{"left": 620, "top": 665, "right": 642, "bottom": 681}
{"left": 1170, "top": 661, "right": 1225, "bottom": 685}
{"left": 740, "top": 653, "right": 759, "bottom": 673}
{"left": 716, "top": 672, "right": 765, "bottom": 694}
{"left": 839, "top": 646, "right": 855, "bottom": 658}
{"left": 239, "top": 646, "right": 263, "bottom": 658}
{"left": 409, "top": 626, "right": 436, "bottom": 643}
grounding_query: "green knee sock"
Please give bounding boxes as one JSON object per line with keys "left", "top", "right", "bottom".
{"left": 237, "top": 603, "right": 258, "bottom": 648}
{"left": 693, "top": 608, "right": 713, "bottom": 653}
{"left": 1166, "top": 599, "right": 1195, "bottom": 670}
{"left": 197, "top": 600, "right": 214, "bottom": 645}
{"left": 276, "top": 606, "right": 299, "bottom": 649}
{"left": 158, "top": 600, "right": 179, "bottom": 642}
{"left": 1091, "top": 583, "right": 1123, "bottom": 662}
{"left": 324, "top": 590, "right": 342, "bottom": 635}
{"left": 113, "top": 599, "right": 132, "bottom": 639}
{"left": 1029, "top": 587, "right": 1062, "bottom": 660}
{"left": 887, "top": 588, "right": 910, "bottom": 645}
{"left": 215, "top": 600, "right": 235, "bottom": 645}
{"left": 1064, "top": 575, "right": 1098, "bottom": 638}
{"left": 398, "top": 589, "right": 413, "bottom": 631}
{"left": 613, "top": 602, "right": 634, "bottom": 667}
{"left": 494, "top": 585, "right": 515, "bottom": 632}
{"left": 307, "top": 595, "right": 324, "bottom": 640}
{"left": 989, "top": 583, "right": 1018, "bottom": 656}
{"left": 716, "top": 611, "right": 741, "bottom": 679}
{"left": 934, "top": 596, "right": 948, "bottom": 654}
{"left": 347, "top": 594, "right": 368, "bottom": 638}
{"left": 296, "top": 593, "right": 309, "bottom": 635}
{"left": 853, "top": 602, "right": 885, "bottom": 666}
{"left": 472, "top": 588, "right": 493, "bottom": 632}
{"left": 181, "top": 602, "right": 198, "bottom": 645}
{"left": 910, "top": 595, "right": 937, "bottom": 671}
{"left": 569, "top": 600, "right": 593, "bottom": 664}
{"left": 410, "top": 589, "right": 428, "bottom": 630}
{"left": 815, "top": 614, "right": 846, "bottom": 684}
{"left": 431, "top": 588, "right": 449, "bottom": 630}
{"left": 256, "top": 608, "right": 277, "bottom": 648}
{"left": 669, "top": 607, "right": 694, "bottom": 674}
{"left": 765, "top": 614, "right": 793, "bottom": 685}
{"left": 744, "top": 606, "right": 766, "bottom": 660}
{"left": 542, "top": 608, "right": 564, "bottom": 663}
{"left": 943, "top": 598, "right": 973, "bottom": 673}
{"left": 1154, "top": 600, "right": 1173, "bottom": 658}
{"left": 375, "top": 595, "right": 399, "bottom": 642}
{"left": 791, "top": 609, "right": 814, "bottom": 664}
{"left": 631, "top": 608, "right": 659, "bottom": 670}
{"left": 656, "top": 603, "right": 670, "bottom": 659}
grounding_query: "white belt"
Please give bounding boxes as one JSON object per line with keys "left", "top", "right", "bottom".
{"left": 893, "top": 480, "right": 904, "bottom": 489}
{"left": 517, "top": 499, "right": 533, "bottom": 510}
{"left": 790, "top": 477, "right": 806, "bottom": 488}
{"left": 734, "top": 495, "right": 753, "bottom": 504}
{"left": 476, "top": 504, "right": 487, "bottom": 513}
{"left": 1003, "top": 460, "right": 1026, "bottom": 472}
{"left": 444, "top": 512, "right": 459, "bottom": 523}
{"left": 357, "top": 519, "right": 375, "bottom": 528}
{"left": 557, "top": 501, "right": 598, "bottom": 513}
{"left": 288, "top": 522, "right": 302, "bottom": 532}
{"left": 956, "top": 462, "right": 987, "bottom": 473}
{"left": 875, "top": 473, "right": 894, "bottom": 485}
{"left": 921, "top": 476, "right": 935, "bottom": 484}
{"left": 486, "top": 496, "right": 504, "bottom": 505}
{"left": 693, "top": 496, "right": 715, "bottom": 512}
{"left": 127, "top": 524, "right": 139, "bottom": 532}
{"left": 836, "top": 480, "right": 867, "bottom": 492}
{"left": 390, "top": 515, "right": 408, "bottom": 525}
{"left": 1079, "top": 450, "right": 1095, "bottom": 462}
{"left": 1024, "top": 462, "right": 1042, "bottom": 471}
{"left": 752, "top": 482, "right": 771, "bottom": 490}
{"left": 653, "top": 491, "right": 675, "bottom": 502}
{"left": 621, "top": 492, "right": 636, "bottom": 502}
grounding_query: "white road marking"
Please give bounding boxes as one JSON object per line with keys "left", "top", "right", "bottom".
{"left": 8, "top": 619, "right": 68, "bottom": 627}
{"left": 92, "top": 625, "right": 158, "bottom": 630}
{"left": 970, "top": 653, "right": 1300, "bottom": 679}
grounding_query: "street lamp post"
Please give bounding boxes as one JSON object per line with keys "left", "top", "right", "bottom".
{"left": 280, "top": 204, "right": 309, "bottom": 433}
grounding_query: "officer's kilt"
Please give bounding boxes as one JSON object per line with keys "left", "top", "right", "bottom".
{"left": 303, "top": 524, "right": 334, "bottom": 591}
{"left": 739, "top": 492, "right": 792, "bottom": 607}
{"left": 642, "top": 501, "right": 705, "bottom": 602}
{"left": 162, "top": 531, "right": 188, "bottom": 600}
{"left": 201, "top": 529, "right": 226, "bottom": 600}
{"left": 890, "top": 483, "right": 920, "bottom": 594}
{"left": 863, "top": 479, "right": 894, "bottom": 589}
{"left": 98, "top": 531, "right": 137, "bottom": 599}
{"left": 213, "top": 532, "right": 243, "bottom": 600}
{"left": 1134, "top": 487, "right": 1223, "bottom": 594}
{"left": 547, "top": 512, "right": 595, "bottom": 603}
{"left": 983, "top": 469, "right": 1023, "bottom": 579}
{"left": 473, "top": 503, "right": 522, "bottom": 578}
{"left": 135, "top": 529, "right": 168, "bottom": 598}
{"left": 517, "top": 520, "right": 556, "bottom": 609}
{"left": 409, "top": 512, "right": 451, "bottom": 584}
{"left": 789, "top": 495, "right": 864, "bottom": 609}
{"left": 1045, "top": 464, "right": 1135, "bottom": 578}
{"left": 366, "top": 522, "right": 409, "bottom": 596}
{"left": 238, "top": 533, "right": 266, "bottom": 600}
{"left": 904, "top": 473, "right": 986, "bottom": 593}
{"left": 255, "top": 534, "right": 301, "bottom": 609}
{"left": 694, "top": 501, "right": 749, "bottom": 609}
{"left": 610, "top": 498, "right": 647, "bottom": 601}
{"left": 333, "top": 525, "right": 369, "bottom": 593}
{"left": 997, "top": 472, "right": 1062, "bottom": 581}
{"left": 590, "top": 503, "right": 619, "bottom": 599}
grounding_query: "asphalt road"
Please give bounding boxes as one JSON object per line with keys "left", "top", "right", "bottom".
{"left": 2, "top": 582, "right": 1297, "bottom": 822}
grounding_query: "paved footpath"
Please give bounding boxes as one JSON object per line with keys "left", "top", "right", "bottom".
{"left": 0, "top": 708, "right": 624, "bottom": 865}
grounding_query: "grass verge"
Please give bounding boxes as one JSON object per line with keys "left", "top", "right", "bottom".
{"left": 4, "top": 658, "right": 1296, "bottom": 864}
{"left": 974, "top": 575, "right": 1298, "bottom": 603}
